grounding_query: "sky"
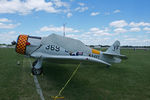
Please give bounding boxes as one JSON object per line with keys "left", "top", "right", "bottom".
{"left": 0, "top": 0, "right": 150, "bottom": 46}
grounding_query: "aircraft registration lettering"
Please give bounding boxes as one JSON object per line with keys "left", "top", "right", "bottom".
{"left": 89, "top": 54, "right": 100, "bottom": 59}
{"left": 45, "top": 45, "right": 60, "bottom": 52}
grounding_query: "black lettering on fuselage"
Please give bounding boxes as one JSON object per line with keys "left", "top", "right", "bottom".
{"left": 45, "top": 45, "right": 60, "bottom": 52}
{"left": 89, "top": 54, "right": 100, "bottom": 59}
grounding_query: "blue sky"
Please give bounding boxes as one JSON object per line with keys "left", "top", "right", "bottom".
{"left": 0, "top": 0, "right": 150, "bottom": 46}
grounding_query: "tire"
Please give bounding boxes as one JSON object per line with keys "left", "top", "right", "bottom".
{"left": 31, "top": 67, "right": 43, "bottom": 75}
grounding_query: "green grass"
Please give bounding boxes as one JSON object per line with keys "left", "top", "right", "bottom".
{"left": 0, "top": 48, "right": 150, "bottom": 100}
{"left": 38, "top": 49, "right": 150, "bottom": 100}
{"left": 0, "top": 48, "right": 40, "bottom": 100}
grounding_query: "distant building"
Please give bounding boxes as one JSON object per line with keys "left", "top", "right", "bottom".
{"left": 0, "top": 45, "right": 7, "bottom": 48}
{"left": 87, "top": 45, "right": 101, "bottom": 49}
{"left": 8, "top": 45, "right": 15, "bottom": 48}
{"left": 0, "top": 45, "right": 15, "bottom": 48}
{"left": 94, "top": 45, "right": 101, "bottom": 49}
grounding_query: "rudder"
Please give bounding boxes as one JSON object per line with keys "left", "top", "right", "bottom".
{"left": 105, "top": 40, "right": 120, "bottom": 55}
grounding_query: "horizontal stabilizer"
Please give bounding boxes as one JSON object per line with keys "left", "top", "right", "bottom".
{"left": 103, "top": 52, "right": 128, "bottom": 59}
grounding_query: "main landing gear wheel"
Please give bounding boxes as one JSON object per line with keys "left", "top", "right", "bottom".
{"left": 32, "top": 67, "right": 43, "bottom": 75}
{"left": 31, "top": 60, "right": 43, "bottom": 75}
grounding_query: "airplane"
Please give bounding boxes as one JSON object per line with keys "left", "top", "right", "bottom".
{"left": 15, "top": 33, "right": 127, "bottom": 75}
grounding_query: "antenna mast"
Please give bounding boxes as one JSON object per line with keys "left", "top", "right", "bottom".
{"left": 63, "top": 23, "right": 65, "bottom": 37}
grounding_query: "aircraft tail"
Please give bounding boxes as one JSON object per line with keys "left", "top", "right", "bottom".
{"left": 106, "top": 40, "right": 120, "bottom": 55}
{"left": 102, "top": 40, "right": 127, "bottom": 63}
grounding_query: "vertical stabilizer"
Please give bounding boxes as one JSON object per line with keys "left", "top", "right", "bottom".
{"left": 105, "top": 40, "right": 120, "bottom": 55}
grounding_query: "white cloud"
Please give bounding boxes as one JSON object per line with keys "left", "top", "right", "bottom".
{"left": 113, "top": 9, "right": 120, "bottom": 13}
{"left": 110, "top": 20, "right": 128, "bottom": 27}
{"left": 0, "top": 31, "right": 17, "bottom": 44}
{"left": 0, "top": 0, "right": 69, "bottom": 15}
{"left": 0, "top": 18, "right": 12, "bottom": 22}
{"left": 129, "top": 22, "right": 150, "bottom": 27}
{"left": 75, "top": 2, "right": 88, "bottom": 12}
{"left": 125, "top": 38, "right": 137, "bottom": 41}
{"left": 90, "top": 12, "right": 100, "bottom": 16}
{"left": 90, "top": 27, "right": 99, "bottom": 31}
{"left": 8, "top": 31, "right": 16, "bottom": 34}
{"left": 143, "top": 39, "right": 150, "bottom": 42}
{"left": 103, "top": 37, "right": 110, "bottom": 40}
{"left": 75, "top": 7, "right": 88, "bottom": 12}
{"left": 0, "top": 23, "right": 20, "bottom": 29}
{"left": 65, "top": 27, "right": 113, "bottom": 45}
{"left": 78, "top": 2, "right": 85, "bottom": 6}
{"left": 123, "top": 35, "right": 129, "bottom": 38}
{"left": 130, "top": 27, "right": 141, "bottom": 32}
{"left": 143, "top": 27, "right": 150, "bottom": 33}
{"left": 40, "top": 25, "right": 80, "bottom": 33}
{"left": 122, "top": 37, "right": 150, "bottom": 46}
{"left": 67, "top": 12, "right": 72, "bottom": 18}
{"left": 88, "top": 27, "right": 111, "bottom": 36}
{"left": 0, "top": 18, "right": 20, "bottom": 29}
{"left": 66, "top": 31, "right": 114, "bottom": 45}
{"left": 52, "top": 0, "right": 69, "bottom": 8}
{"left": 143, "top": 27, "right": 150, "bottom": 31}
{"left": 114, "top": 28, "right": 127, "bottom": 33}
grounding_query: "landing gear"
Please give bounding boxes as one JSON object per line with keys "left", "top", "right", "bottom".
{"left": 32, "top": 60, "right": 38, "bottom": 67}
{"left": 31, "top": 59, "right": 43, "bottom": 75}
{"left": 32, "top": 67, "right": 43, "bottom": 75}
{"left": 106, "top": 65, "right": 110, "bottom": 68}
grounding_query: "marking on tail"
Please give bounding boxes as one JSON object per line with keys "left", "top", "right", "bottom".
{"left": 113, "top": 44, "right": 119, "bottom": 51}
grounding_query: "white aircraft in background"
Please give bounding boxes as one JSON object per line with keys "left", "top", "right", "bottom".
{"left": 15, "top": 34, "right": 127, "bottom": 75}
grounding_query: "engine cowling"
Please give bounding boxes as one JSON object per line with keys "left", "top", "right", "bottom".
{"left": 15, "top": 35, "right": 29, "bottom": 55}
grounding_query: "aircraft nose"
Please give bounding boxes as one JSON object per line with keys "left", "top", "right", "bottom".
{"left": 15, "top": 35, "right": 29, "bottom": 55}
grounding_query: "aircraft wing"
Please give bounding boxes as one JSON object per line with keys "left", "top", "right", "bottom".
{"left": 103, "top": 52, "right": 128, "bottom": 59}
{"left": 31, "top": 52, "right": 111, "bottom": 66}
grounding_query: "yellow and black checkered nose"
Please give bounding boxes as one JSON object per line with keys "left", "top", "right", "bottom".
{"left": 16, "top": 35, "right": 28, "bottom": 55}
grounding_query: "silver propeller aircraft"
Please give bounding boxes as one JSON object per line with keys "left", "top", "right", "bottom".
{"left": 15, "top": 34, "right": 127, "bottom": 75}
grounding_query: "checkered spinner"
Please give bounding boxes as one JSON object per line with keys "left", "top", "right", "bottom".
{"left": 16, "top": 35, "right": 28, "bottom": 54}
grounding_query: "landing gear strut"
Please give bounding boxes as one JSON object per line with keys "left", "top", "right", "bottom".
{"left": 31, "top": 59, "right": 43, "bottom": 75}
{"left": 106, "top": 65, "right": 110, "bottom": 68}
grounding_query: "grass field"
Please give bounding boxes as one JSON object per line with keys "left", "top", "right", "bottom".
{"left": 0, "top": 48, "right": 150, "bottom": 100}
{"left": 0, "top": 48, "right": 40, "bottom": 100}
